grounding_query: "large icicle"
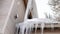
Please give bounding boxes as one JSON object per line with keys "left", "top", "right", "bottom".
{"left": 41, "top": 23, "right": 44, "bottom": 34}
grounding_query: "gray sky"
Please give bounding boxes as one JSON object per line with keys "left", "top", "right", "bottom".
{"left": 35, "top": 0, "right": 55, "bottom": 18}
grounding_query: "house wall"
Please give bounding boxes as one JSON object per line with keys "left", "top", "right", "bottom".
{"left": 0, "top": 0, "right": 25, "bottom": 34}
{"left": 17, "top": 0, "right": 25, "bottom": 23}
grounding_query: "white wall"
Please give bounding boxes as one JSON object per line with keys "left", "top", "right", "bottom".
{"left": 31, "top": 0, "right": 38, "bottom": 18}
{"left": 0, "top": 0, "right": 25, "bottom": 34}
{"left": 17, "top": 0, "right": 25, "bottom": 22}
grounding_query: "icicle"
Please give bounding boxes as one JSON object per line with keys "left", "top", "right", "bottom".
{"left": 26, "top": 27, "right": 29, "bottom": 34}
{"left": 51, "top": 23, "right": 54, "bottom": 31}
{"left": 16, "top": 24, "right": 20, "bottom": 34}
{"left": 21, "top": 28, "right": 25, "bottom": 34}
{"left": 29, "top": 23, "right": 34, "bottom": 34}
{"left": 29, "top": 28, "right": 32, "bottom": 34}
{"left": 41, "top": 23, "right": 44, "bottom": 34}
{"left": 35, "top": 24, "right": 38, "bottom": 34}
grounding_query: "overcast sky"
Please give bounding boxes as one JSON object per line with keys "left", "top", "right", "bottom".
{"left": 35, "top": 0, "right": 54, "bottom": 18}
